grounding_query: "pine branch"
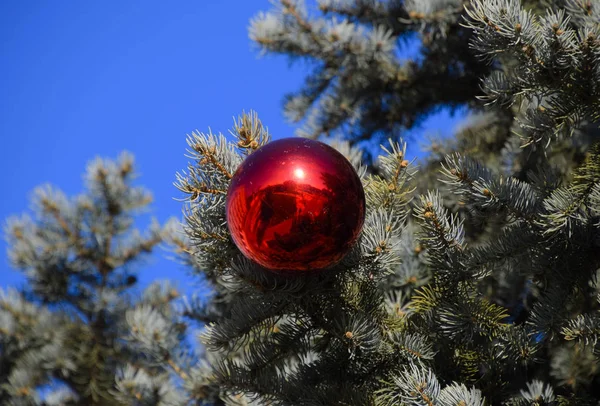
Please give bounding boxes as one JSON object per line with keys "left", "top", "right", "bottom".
{"left": 230, "top": 110, "right": 271, "bottom": 154}
{"left": 441, "top": 153, "right": 543, "bottom": 223}
{"left": 562, "top": 312, "right": 600, "bottom": 351}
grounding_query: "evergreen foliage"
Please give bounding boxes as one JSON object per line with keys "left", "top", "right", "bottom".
{"left": 0, "top": 154, "right": 216, "bottom": 405}
{"left": 3, "top": 0, "right": 600, "bottom": 405}
{"left": 176, "top": 0, "right": 600, "bottom": 403}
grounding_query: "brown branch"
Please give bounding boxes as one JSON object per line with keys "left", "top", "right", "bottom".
{"left": 195, "top": 145, "right": 233, "bottom": 179}
{"left": 170, "top": 238, "right": 194, "bottom": 255}
{"left": 52, "top": 211, "right": 73, "bottom": 238}
{"left": 118, "top": 236, "right": 163, "bottom": 265}
{"left": 40, "top": 198, "right": 75, "bottom": 241}
{"left": 416, "top": 384, "right": 435, "bottom": 406}
{"left": 400, "top": 345, "right": 423, "bottom": 359}
{"left": 167, "top": 358, "right": 189, "bottom": 380}
{"left": 198, "top": 231, "right": 228, "bottom": 242}
{"left": 190, "top": 185, "right": 227, "bottom": 200}
{"left": 423, "top": 202, "right": 464, "bottom": 252}
{"left": 208, "top": 155, "right": 233, "bottom": 180}
{"left": 281, "top": 0, "right": 323, "bottom": 47}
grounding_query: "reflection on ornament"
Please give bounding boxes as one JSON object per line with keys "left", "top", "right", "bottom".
{"left": 226, "top": 137, "right": 365, "bottom": 271}
{"left": 294, "top": 167, "right": 305, "bottom": 179}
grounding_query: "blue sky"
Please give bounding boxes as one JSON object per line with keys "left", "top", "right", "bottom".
{"left": 0, "top": 1, "right": 464, "bottom": 294}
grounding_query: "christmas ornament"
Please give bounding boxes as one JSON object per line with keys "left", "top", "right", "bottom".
{"left": 226, "top": 138, "right": 365, "bottom": 271}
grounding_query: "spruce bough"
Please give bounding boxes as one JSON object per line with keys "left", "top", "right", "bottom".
{"left": 3, "top": 0, "right": 600, "bottom": 404}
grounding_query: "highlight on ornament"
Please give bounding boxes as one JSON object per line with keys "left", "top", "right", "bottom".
{"left": 225, "top": 137, "right": 365, "bottom": 272}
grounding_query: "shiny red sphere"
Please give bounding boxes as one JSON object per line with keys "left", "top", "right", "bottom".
{"left": 226, "top": 138, "right": 365, "bottom": 271}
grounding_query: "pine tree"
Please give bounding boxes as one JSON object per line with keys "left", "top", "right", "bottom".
{"left": 4, "top": 0, "right": 600, "bottom": 405}
{"left": 172, "top": 0, "right": 600, "bottom": 404}
{"left": 0, "top": 153, "right": 218, "bottom": 405}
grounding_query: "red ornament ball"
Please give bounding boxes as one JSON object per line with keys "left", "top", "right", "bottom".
{"left": 226, "top": 138, "right": 365, "bottom": 271}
